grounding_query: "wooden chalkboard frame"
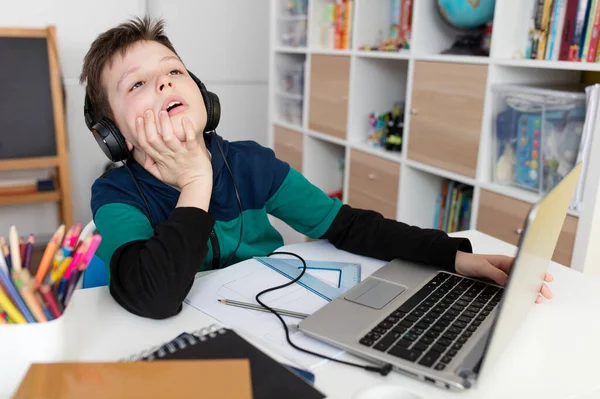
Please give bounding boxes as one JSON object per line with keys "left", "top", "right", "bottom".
{"left": 0, "top": 26, "right": 72, "bottom": 227}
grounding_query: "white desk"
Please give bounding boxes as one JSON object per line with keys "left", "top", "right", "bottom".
{"left": 1, "top": 230, "right": 599, "bottom": 399}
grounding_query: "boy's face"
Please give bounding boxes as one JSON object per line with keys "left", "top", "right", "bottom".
{"left": 101, "top": 40, "right": 207, "bottom": 152}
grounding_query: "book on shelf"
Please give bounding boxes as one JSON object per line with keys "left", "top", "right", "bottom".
{"left": 433, "top": 180, "right": 473, "bottom": 233}
{"left": 320, "top": 0, "right": 353, "bottom": 50}
{"left": 527, "top": 0, "right": 600, "bottom": 62}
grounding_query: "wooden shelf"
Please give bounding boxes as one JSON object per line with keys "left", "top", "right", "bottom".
{"left": 0, "top": 156, "right": 60, "bottom": 171}
{"left": 0, "top": 191, "right": 60, "bottom": 206}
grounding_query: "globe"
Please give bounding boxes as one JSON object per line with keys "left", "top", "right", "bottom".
{"left": 438, "top": 0, "right": 495, "bottom": 30}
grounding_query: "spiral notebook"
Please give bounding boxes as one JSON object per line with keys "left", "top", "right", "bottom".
{"left": 126, "top": 325, "right": 325, "bottom": 399}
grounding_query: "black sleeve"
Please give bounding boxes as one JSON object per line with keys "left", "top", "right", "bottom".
{"left": 108, "top": 207, "right": 214, "bottom": 319}
{"left": 321, "top": 204, "right": 472, "bottom": 272}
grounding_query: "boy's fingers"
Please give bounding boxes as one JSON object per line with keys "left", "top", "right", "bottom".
{"left": 136, "top": 117, "right": 160, "bottom": 160}
{"left": 535, "top": 295, "right": 542, "bottom": 304}
{"left": 159, "top": 111, "right": 182, "bottom": 153}
{"left": 544, "top": 272, "right": 554, "bottom": 282}
{"left": 182, "top": 117, "right": 198, "bottom": 151}
{"left": 540, "top": 283, "right": 552, "bottom": 299}
{"left": 144, "top": 110, "right": 168, "bottom": 153}
{"left": 483, "top": 262, "right": 508, "bottom": 286}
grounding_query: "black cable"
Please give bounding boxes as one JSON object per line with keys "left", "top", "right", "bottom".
{"left": 123, "top": 132, "right": 388, "bottom": 374}
{"left": 255, "top": 251, "right": 393, "bottom": 376}
{"left": 124, "top": 160, "right": 156, "bottom": 229}
{"left": 214, "top": 133, "right": 243, "bottom": 268}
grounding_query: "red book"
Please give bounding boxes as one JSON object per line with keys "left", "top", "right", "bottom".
{"left": 559, "top": 0, "right": 581, "bottom": 60}
{"left": 588, "top": 5, "right": 600, "bottom": 61}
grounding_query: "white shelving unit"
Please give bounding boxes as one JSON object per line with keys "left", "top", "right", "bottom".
{"left": 268, "top": 0, "right": 600, "bottom": 276}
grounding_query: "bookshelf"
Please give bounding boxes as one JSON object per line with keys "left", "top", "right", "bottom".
{"left": 268, "top": 0, "right": 600, "bottom": 276}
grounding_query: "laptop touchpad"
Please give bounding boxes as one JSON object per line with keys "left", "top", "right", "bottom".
{"left": 344, "top": 279, "right": 405, "bottom": 309}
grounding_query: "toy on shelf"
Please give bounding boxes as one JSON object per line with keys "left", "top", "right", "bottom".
{"left": 367, "top": 102, "right": 404, "bottom": 152}
{"left": 359, "top": 0, "right": 412, "bottom": 52}
{"left": 492, "top": 84, "right": 586, "bottom": 195}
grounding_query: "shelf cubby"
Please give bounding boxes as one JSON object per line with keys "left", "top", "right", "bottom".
{"left": 399, "top": 165, "right": 474, "bottom": 232}
{"left": 303, "top": 135, "right": 345, "bottom": 199}
{"left": 348, "top": 56, "right": 408, "bottom": 146}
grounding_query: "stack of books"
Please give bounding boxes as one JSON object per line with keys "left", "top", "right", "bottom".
{"left": 525, "top": 0, "right": 600, "bottom": 62}
{"left": 320, "top": 0, "right": 353, "bottom": 50}
{"left": 433, "top": 180, "right": 473, "bottom": 233}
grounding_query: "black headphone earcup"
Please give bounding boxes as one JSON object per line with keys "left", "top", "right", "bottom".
{"left": 204, "top": 91, "right": 221, "bottom": 132}
{"left": 92, "top": 118, "right": 130, "bottom": 162}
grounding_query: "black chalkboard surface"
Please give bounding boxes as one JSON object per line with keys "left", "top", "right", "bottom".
{"left": 0, "top": 36, "right": 57, "bottom": 159}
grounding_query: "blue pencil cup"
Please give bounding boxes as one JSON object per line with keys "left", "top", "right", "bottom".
{"left": 82, "top": 255, "right": 108, "bottom": 288}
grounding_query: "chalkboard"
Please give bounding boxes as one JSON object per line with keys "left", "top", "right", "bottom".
{"left": 0, "top": 36, "right": 57, "bottom": 159}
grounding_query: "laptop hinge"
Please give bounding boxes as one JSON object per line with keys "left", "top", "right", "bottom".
{"left": 457, "top": 329, "right": 490, "bottom": 385}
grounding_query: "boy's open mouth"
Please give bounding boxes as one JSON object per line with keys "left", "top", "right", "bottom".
{"left": 166, "top": 101, "right": 182, "bottom": 112}
{"left": 162, "top": 96, "right": 187, "bottom": 116}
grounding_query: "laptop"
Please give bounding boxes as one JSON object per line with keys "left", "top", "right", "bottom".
{"left": 299, "top": 162, "right": 583, "bottom": 391}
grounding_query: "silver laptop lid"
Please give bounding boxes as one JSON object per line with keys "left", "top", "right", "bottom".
{"left": 468, "top": 163, "right": 583, "bottom": 384}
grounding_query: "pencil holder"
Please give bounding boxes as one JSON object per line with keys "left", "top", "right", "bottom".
{"left": 0, "top": 222, "right": 102, "bottom": 326}
{"left": 0, "top": 314, "right": 67, "bottom": 396}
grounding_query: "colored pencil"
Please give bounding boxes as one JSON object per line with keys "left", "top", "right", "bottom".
{"left": 22, "top": 234, "right": 34, "bottom": 270}
{"left": 9, "top": 225, "right": 22, "bottom": 273}
{"left": 0, "top": 286, "right": 26, "bottom": 324}
{"left": 35, "top": 224, "right": 64, "bottom": 284}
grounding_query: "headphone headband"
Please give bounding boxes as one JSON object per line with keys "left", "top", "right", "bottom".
{"left": 84, "top": 70, "right": 220, "bottom": 162}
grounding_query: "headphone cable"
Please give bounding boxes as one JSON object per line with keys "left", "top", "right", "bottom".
{"left": 213, "top": 132, "right": 243, "bottom": 268}
{"left": 255, "top": 251, "right": 393, "bottom": 376}
{"left": 123, "top": 159, "right": 156, "bottom": 229}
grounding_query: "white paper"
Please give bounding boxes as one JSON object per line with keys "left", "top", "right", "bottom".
{"left": 184, "top": 258, "right": 345, "bottom": 369}
{"left": 306, "top": 268, "right": 340, "bottom": 287}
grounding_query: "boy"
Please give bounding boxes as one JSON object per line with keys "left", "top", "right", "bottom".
{"left": 81, "top": 16, "right": 553, "bottom": 320}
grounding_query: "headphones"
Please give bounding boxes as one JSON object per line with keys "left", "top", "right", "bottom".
{"left": 84, "top": 70, "right": 221, "bottom": 162}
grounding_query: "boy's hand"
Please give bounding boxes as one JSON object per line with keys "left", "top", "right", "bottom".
{"left": 135, "top": 110, "right": 212, "bottom": 190}
{"left": 454, "top": 251, "right": 553, "bottom": 304}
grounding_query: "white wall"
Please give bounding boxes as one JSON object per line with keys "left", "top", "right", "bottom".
{"left": 0, "top": 0, "right": 269, "bottom": 239}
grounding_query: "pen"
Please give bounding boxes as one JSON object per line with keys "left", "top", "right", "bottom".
{"left": 217, "top": 298, "right": 309, "bottom": 319}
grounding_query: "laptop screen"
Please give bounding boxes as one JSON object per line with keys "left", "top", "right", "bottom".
{"left": 473, "top": 163, "right": 582, "bottom": 384}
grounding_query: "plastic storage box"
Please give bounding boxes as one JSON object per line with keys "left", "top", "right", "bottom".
{"left": 278, "top": 0, "right": 308, "bottom": 47}
{"left": 278, "top": 62, "right": 304, "bottom": 95}
{"left": 491, "top": 84, "right": 586, "bottom": 195}
{"left": 279, "top": 19, "right": 307, "bottom": 47}
{"left": 278, "top": 97, "right": 303, "bottom": 126}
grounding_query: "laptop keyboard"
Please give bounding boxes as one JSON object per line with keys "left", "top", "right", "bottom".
{"left": 359, "top": 272, "right": 503, "bottom": 370}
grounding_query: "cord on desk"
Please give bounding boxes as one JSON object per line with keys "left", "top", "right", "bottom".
{"left": 255, "top": 251, "right": 393, "bottom": 376}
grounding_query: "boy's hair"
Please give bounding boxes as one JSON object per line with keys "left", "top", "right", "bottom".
{"left": 79, "top": 15, "right": 180, "bottom": 121}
